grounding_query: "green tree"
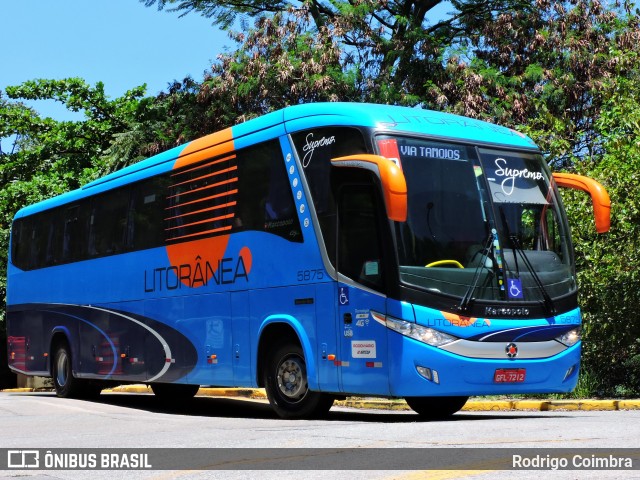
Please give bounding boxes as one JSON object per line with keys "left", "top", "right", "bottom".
{"left": 200, "top": 7, "right": 361, "bottom": 117}
{"left": 99, "top": 77, "right": 216, "bottom": 171}
{"left": 0, "top": 78, "right": 150, "bottom": 387}
{"left": 560, "top": 48, "right": 640, "bottom": 396}
{"left": 0, "top": 78, "right": 147, "bottom": 322}
{"left": 142, "top": 0, "right": 640, "bottom": 160}
{"left": 141, "top": 0, "right": 555, "bottom": 105}
{"left": 439, "top": 0, "right": 640, "bottom": 166}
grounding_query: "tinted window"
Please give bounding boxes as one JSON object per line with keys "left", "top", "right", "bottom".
{"left": 62, "top": 204, "right": 90, "bottom": 263}
{"left": 292, "top": 127, "right": 367, "bottom": 217}
{"left": 88, "top": 187, "right": 131, "bottom": 257}
{"left": 11, "top": 217, "right": 31, "bottom": 270}
{"left": 131, "top": 176, "right": 170, "bottom": 250}
{"left": 165, "top": 153, "right": 238, "bottom": 243}
{"left": 10, "top": 140, "right": 301, "bottom": 270}
{"left": 28, "top": 214, "right": 55, "bottom": 268}
{"left": 291, "top": 127, "right": 368, "bottom": 263}
{"left": 236, "top": 141, "right": 302, "bottom": 242}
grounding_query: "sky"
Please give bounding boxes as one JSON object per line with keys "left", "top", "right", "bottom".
{"left": 0, "top": 0, "right": 231, "bottom": 120}
{"left": 0, "top": 0, "right": 454, "bottom": 124}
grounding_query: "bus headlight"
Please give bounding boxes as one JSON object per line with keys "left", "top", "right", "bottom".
{"left": 385, "top": 316, "right": 458, "bottom": 347}
{"left": 556, "top": 327, "right": 581, "bottom": 347}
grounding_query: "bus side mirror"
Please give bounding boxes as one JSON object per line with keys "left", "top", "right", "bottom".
{"left": 552, "top": 172, "right": 611, "bottom": 233}
{"left": 331, "top": 154, "right": 408, "bottom": 222}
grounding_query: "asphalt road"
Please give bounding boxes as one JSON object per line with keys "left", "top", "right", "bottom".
{"left": 0, "top": 391, "right": 639, "bottom": 479}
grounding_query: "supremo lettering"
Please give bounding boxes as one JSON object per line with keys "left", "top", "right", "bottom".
{"left": 144, "top": 256, "right": 249, "bottom": 292}
{"left": 493, "top": 157, "right": 543, "bottom": 196}
{"left": 302, "top": 133, "right": 336, "bottom": 167}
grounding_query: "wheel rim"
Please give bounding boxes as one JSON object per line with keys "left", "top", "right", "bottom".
{"left": 55, "top": 350, "right": 69, "bottom": 388}
{"left": 276, "top": 355, "right": 307, "bottom": 402}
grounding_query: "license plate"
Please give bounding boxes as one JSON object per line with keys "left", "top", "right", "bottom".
{"left": 494, "top": 368, "right": 526, "bottom": 383}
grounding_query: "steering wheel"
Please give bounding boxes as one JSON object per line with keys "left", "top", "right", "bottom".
{"left": 425, "top": 260, "right": 464, "bottom": 268}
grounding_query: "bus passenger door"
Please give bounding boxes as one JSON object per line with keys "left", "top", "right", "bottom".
{"left": 336, "top": 183, "right": 390, "bottom": 395}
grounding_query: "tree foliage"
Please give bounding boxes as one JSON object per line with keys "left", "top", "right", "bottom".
{"left": 145, "top": 0, "right": 640, "bottom": 159}
{"left": 200, "top": 7, "right": 361, "bottom": 117}
{"left": 0, "top": 79, "right": 147, "bottom": 321}
{"left": 561, "top": 49, "right": 640, "bottom": 395}
{"left": 142, "top": 0, "right": 561, "bottom": 104}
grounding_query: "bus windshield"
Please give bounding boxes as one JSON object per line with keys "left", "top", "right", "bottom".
{"left": 379, "top": 136, "right": 575, "bottom": 304}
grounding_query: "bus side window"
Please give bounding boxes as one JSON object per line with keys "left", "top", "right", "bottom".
{"left": 291, "top": 127, "right": 368, "bottom": 260}
{"left": 11, "top": 217, "right": 30, "bottom": 270}
{"left": 88, "top": 187, "right": 131, "bottom": 257}
{"left": 165, "top": 152, "right": 238, "bottom": 243}
{"left": 236, "top": 141, "right": 302, "bottom": 242}
{"left": 29, "top": 215, "right": 49, "bottom": 269}
{"left": 62, "top": 205, "right": 89, "bottom": 263}
{"left": 130, "top": 175, "right": 169, "bottom": 251}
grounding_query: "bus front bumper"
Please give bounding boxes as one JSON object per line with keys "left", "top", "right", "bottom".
{"left": 387, "top": 333, "right": 581, "bottom": 397}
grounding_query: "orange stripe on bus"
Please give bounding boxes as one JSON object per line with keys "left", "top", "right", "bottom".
{"left": 167, "top": 226, "right": 232, "bottom": 243}
{"left": 165, "top": 201, "right": 237, "bottom": 222}
{"left": 166, "top": 190, "right": 239, "bottom": 211}
{"left": 165, "top": 213, "right": 235, "bottom": 232}
{"left": 169, "top": 166, "right": 238, "bottom": 190}
{"left": 175, "top": 128, "right": 234, "bottom": 170}
{"left": 166, "top": 178, "right": 238, "bottom": 201}
{"left": 171, "top": 154, "right": 236, "bottom": 178}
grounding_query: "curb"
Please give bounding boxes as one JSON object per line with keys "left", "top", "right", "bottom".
{"left": 7, "top": 386, "right": 640, "bottom": 411}
{"left": 106, "top": 385, "right": 268, "bottom": 399}
{"left": 334, "top": 397, "right": 640, "bottom": 412}
{"left": 460, "top": 399, "right": 638, "bottom": 412}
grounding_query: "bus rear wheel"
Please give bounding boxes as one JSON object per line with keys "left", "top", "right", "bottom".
{"left": 404, "top": 396, "right": 469, "bottom": 419}
{"left": 263, "top": 343, "right": 334, "bottom": 419}
{"left": 52, "top": 341, "right": 102, "bottom": 399}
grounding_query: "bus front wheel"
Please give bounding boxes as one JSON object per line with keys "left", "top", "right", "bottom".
{"left": 405, "top": 396, "right": 469, "bottom": 419}
{"left": 263, "top": 343, "right": 334, "bottom": 419}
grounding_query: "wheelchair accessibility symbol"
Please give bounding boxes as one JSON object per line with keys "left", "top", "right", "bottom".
{"left": 507, "top": 278, "right": 524, "bottom": 299}
{"left": 339, "top": 287, "right": 350, "bottom": 305}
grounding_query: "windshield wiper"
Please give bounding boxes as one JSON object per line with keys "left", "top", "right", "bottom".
{"left": 509, "top": 235, "right": 556, "bottom": 315}
{"left": 457, "top": 232, "right": 495, "bottom": 313}
{"left": 498, "top": 207, "right": 556, "bottom": 316}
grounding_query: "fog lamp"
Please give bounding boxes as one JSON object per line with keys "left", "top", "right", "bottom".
{"left": 417, "top": 366, "right": 440, "bottom": 384}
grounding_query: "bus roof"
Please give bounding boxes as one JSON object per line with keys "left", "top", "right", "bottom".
{"left": 15, "top": 103, "right": 538, "bottom": 219}
{"left": 282, "top": 102, "right": 537, "bottom": 149}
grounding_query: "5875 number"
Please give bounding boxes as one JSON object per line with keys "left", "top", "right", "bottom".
{"left": 297, "top": 269, "right": 325, "bottom": 282}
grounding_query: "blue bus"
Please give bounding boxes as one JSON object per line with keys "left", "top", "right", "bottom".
{"left": 6, "top": 103, "right": 610, "bottom": 419}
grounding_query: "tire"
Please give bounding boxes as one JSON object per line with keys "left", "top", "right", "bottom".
{"left": 151, "top": 383, "right": 200, "bottom": 400}
{"left": 263, "top": 343, "right": 334, "bottom": 419}
{"left": 405, "top": 396, "right": 469, "bottom": 419}
{"left": 52, "top": 341, "right": 102, "bottom": 399}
